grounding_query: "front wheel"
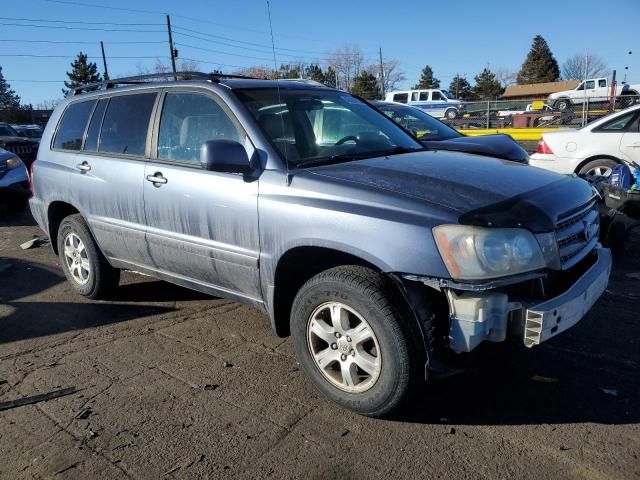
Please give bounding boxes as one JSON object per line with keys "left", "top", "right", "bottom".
{"left": 57, "top": 214, "right": 120, "bottom": 299}
{"left": 290, "top": 266, "right": 423, "bottom": 417}
{"left": 555, "top": 99, "right": 571, "bottom": 111}
{"left": 445, "top": 109, "right": 458, "bottom": 120}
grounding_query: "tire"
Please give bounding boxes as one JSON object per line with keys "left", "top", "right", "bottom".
{"left": 56, "top": 214, "right": 120, "bottom": 299}
{"left": 577, "top": 158, "right": 618, "bottom": 178}
{"left": 445, "top": 109, "right": 457, "bottom": 120}
{"left": 555, "top": 99, "right": 571, "bottom": 111}
{"left": 290, "top": 265, "right": 423, "bottom": 417}
{"left": 606, "top": 220, "right": 627, "bottom": 256}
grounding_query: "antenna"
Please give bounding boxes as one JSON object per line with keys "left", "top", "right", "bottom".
{"left": 266, "top": 1, "right": 289, "bottom": 174}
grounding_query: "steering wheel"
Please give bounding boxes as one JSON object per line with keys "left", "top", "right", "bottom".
{"left": 335, "top": 135, "right": 359, "bottom": 146}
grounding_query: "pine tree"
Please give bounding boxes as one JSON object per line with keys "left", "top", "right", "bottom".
{"left": 472, "top": 68, "right": 504, "bottom": 100}
{"left": 516, "top": 35, "right": 560, "bottom": 84}
{"left": 63, "top": 52, "right": 102, "bottom": 95}
{"left": 304, "top": 64, "right": 326, "bottom": 84}
{"left": 324, "top": 66, "right": 337, "bottom": 88}
{"left": 351, "top": 71, "right": 379, "bottom": 99}
{"left": 414, "top": 65, "right": 440, "bottom": 89}
{"left": 0, "top": 66, "right": 22, "bottom": 110}
{"left": 448, "top": 75, "right": 473, "bottom": 100}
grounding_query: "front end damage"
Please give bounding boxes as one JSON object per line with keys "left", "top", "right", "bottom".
{"left": 405, "top": 245, "right": 611, "bottom": 353}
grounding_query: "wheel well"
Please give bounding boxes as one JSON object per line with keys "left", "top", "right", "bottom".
{"left": 272, "top": 247, "right": 382, "bottom": 337}
{"left": 574, "top": 155, "right": 621, "bottom": 174}
{"left": 47, "top": 201, "right": 80, "bottom": 254}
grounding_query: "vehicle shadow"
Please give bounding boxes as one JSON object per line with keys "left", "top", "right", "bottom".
{"left": 0, "top": 259, "right": 175, "bottom": 344}
{"left": 112, "top": 279, "right": 212, "bottom": 302}
{"left": 0, "top": 204, "right": 37, "bottom": 227}
{"left": 397, "top": 340, "right": 639, "bottom": 426}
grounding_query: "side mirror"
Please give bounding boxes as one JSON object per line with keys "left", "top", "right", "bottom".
{"left": 200, "top": 139, "right": 251, "bottom": 174}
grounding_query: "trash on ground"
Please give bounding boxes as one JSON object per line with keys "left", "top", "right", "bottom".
{"left": 600, "top": 387, "right": 618, "bottom": 396}
{"left": 0, "top": 387, "right": 76, "bottom": 411}
{"left": 203, "top": 384, "right": 218, "bottom": 391}
{"left": 20, "top": 237, "right": 49, "bottom": 250}
{"left": 223, "top": 361, "right": 233, "bottom": 368}
{"left": 75, "top": 407, "right": 93, "bottom": 419}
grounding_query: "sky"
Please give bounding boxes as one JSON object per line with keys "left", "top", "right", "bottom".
{"left": 1, "top": 0, "right": 639, "bottom": 106}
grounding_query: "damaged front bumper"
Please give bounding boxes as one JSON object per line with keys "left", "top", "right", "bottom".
{"left": 405, "top": 246, "right": 612, "bottom": 353}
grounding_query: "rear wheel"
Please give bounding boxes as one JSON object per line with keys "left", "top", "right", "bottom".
{"left": 578, "top": 158, "right": 618, "bottom": 178}
{"left": 290, "top": 266, "right": 423, "bottom": 417}
{"left": 57, "top": 214, "right": 120, "bottom": 299}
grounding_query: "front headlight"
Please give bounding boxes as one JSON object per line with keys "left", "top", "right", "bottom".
{"left": 433, "top": 225, "right": 547, "bottom": 280}
{"left": 4, "top": 156, "right": 22, "bottom": 170}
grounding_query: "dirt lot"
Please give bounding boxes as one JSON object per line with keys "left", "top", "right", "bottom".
{"left": 0, "top": 209, "right": 638, "bottom": 480}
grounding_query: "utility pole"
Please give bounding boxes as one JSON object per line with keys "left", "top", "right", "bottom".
{"left": 166, "top": 14, "right": 177, "bottom": 80}
{"left": 456, "top": 73, "right": 460, "bottom": 98}
{"left": 100, "top": 41, "right": 109, "bottom": 80}
{"left": 378, "top": 47, "right": 385, "bottom": 99}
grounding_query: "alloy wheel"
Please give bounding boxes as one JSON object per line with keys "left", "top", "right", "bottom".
{"left": 63, "top": 232, "right": 91, "bottom": 285}
{"left": 306, "top": 301, "right": 382, "bottom": 393}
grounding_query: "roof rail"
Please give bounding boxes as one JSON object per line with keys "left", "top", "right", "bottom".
{"left": 67, "top": 71, "right": 263, "bottom": 96}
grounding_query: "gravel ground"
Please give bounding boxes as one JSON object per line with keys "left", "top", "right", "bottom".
{"left": 0, "top": 208, "right": 638, "bottom": 480}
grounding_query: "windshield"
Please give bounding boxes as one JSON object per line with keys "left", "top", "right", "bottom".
{"left": 234, "top": 88, "right": 423, "bottom": 168}
{"left": 376, "top": 104, "right": 460, "bottom": 141}
{"left": 0, "top": 125, "right": 19, "bottom": 136}
{"left": 16, "top": 128, "right": 42, "bottom": 138}
{"left": 441, "top": 90, "right": 456, "bottom": 100}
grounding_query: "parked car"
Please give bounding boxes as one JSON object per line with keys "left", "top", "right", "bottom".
{"left": 0, "top": 147, "right": 30, "bottom": 211}
{"left": 530, "top": 104, "right": 640, "bottom": 176}
{"left": 372, "top": 101, "right": 529, "bottom": 163}
{"left": 0, "top": 122, "right": 39, "bottom": 169}
{"left": 385, "top": 88, "right": 465, "bottom": 119}
{"left": 548, "top": 77, "right": 640, "bottom": 111}
{"left": 31, "top": 73, "right": 610, "bottom": 417}
{"left": 11, "top": 124, "right": 44, "bottom": 142}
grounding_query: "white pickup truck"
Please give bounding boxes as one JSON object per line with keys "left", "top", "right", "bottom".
{"left": 548, "top": 78, "right": 640, "bottom": 110}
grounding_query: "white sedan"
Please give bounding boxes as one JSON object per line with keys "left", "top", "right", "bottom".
{"left": 530, "top": 105, "right": 640, "bottom": 176}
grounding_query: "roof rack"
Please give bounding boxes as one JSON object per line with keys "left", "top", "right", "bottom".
{"left": 67, "top": 71, "right": 263, "bottom": 96}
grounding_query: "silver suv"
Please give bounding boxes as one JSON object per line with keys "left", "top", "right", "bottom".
{"left": 30, "top": 73, "right": 611, "bottom": 417}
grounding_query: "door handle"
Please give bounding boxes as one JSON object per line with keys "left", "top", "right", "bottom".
{"left": 146, "top": 172, "right": 168, "bottom": 186}
{"left": 75, "top": 161, "right": 91, "bottom": 173}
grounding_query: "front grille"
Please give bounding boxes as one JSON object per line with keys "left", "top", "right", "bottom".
{"left": 5, "top": 144, "right": 34, "bottom": 156}
{"left": 555, "top": 199, "right": 599, "bottom": 269}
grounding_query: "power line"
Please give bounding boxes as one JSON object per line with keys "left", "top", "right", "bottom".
{"left": 1, "top": 54, "right": 169, "bottom": 59}
{"left": 38, "top": 0, "right": 273, "bottom": 35}
{"left": 0, "top": 21, "right": 164, "bottom": 33}
{"left": 0, "top": 39, "right": 166, "bottom": 45}
{"left": 0, "top": 16, "right": 162, "bottom": 26}
{"left": 174, "top": 43, "right": 274, "bottom": 63}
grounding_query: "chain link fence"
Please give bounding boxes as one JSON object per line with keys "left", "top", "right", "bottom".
{"left": 443, "top": 95, "right": 640, "bottom": 131}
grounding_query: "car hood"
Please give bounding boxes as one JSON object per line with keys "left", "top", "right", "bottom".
{"left": 307, "top": 150, "right": 595, "bottom": 231}
{"left": 423, "top": 134, "right": 529, "bottom": 163}
{"left": 0, "top": 136, "right": 39, "bottom": 145}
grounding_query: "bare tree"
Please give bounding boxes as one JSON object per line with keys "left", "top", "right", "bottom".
{"left": 136, "top": 58, "right": 201, "bottom": 75}
{"left": 494, "top": 67, "right": 517, "bottom": 88}
{"left": 232, "top": 65, "right": 274, "bottom": 79}
{"left": 562, "top": 54, "right": 608, "bottom": 80}
{"left": 367, "top": 59, "right": 406, "bottom": 94}
{"left": 327, "top": 45, "right": 365, "bottom": 91}
{"left": 35, "top": 98, "right": 62, "bottom": 110}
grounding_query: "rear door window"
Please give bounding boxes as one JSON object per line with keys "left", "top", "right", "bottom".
{"left": 419, "top": 92, "right": 429, "bottom": 101}
{"left": 99, "top": 93, "right": 157, "bottom": 156}
{"left": 53, "top": 100, "right": 96, "bottom": 151}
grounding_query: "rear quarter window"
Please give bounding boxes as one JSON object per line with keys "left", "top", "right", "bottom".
{"left": 99, "top": 93, "right": 157, "bottom": 156}
{"left": 53, "top": 100, "right": 97, "bottom": 151}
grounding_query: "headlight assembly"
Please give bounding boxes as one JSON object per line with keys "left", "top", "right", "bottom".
{"left": 4, "top": 156, "right": 22, "bottom": 170}
{"left": 433, "top": 225, "right": 548, "bottom": 280}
